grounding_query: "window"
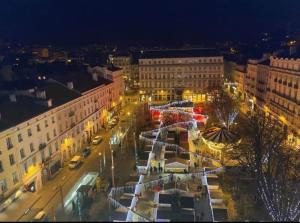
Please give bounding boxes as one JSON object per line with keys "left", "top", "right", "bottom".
{"left": 17, "top": 133, "right": 23, "bottom": 142}
{"left": 30, "top": 143, "right": 35, "bottom": 152}
{"left": 51, "top": 117, "right": 55, "bottom": 124}
{"left": 45, "top": 120, "right": 48, "bottom": 128}
{"left": 20, "top": 148, "right": 26, "bottom": 159}
{"left": 27, "top": 129, "right": 32, "bottom": 137}
{"left": 55, "top": 142, "right": 59, "bottom": 151}
{"left": 32, "top": 156, "right": 36, "bottom": 165}
{"left": 24, "top": 162, "right": 28, "bottom": 173}
{"left": 53, "top": 129, "right": 57, "bottom": 137}
{"left": 46, "top": 133, "right": 50, "bottom": 141}
{"left": 0, "top": 179, "right": 7, "bottom": 193}
{"left": 6, "top": 137, "right": 13, "bottom": 150}
{"left": 0, "top": 161, "right": 3, "bottom": 172}
{"left": 37, "top": 124, "right": 41, "bottom": 132}
{"left": 12, "top": 172, "right": 19, "bottom": 184}
{"left": 9, "top": 154, "right": 15, "bottom": 165}
{"left": 49, "top": 145, "right": 52, "bottom": 156}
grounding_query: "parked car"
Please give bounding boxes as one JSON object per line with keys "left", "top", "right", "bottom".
{"left": 32, "top": 211, "right": 48, "bottom": 222}
{"left": 92, "top": 136, "right": 103, "bottom": 145}
{"left": 82, "top": 147, "right": 91, "bottom": 157}
{"left": 68, "top": 155, "right": 82, "bottom": 169}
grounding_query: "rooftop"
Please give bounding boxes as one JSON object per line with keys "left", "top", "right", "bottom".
{"left": 139, "top": 48, "right": 221, "bottom": 59}
{"left": 0, "top": 81, "right": 80, "bottom": 131}
{"left": 106, "top": 65, "right": 122, "bottom": 72}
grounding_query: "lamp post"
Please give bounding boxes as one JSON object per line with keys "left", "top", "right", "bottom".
{"left": 110, "top": 142, "right": 115, "bottom": 188}
{"left": 99, "top": 152, "right": 102, "bottom": 175}
{"left": 103, "top": 150, "right": 106, "bottom": 168}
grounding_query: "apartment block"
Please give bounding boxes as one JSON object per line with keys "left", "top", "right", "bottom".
{"left": 139, "top": 49, "right": 224, "bottom": 102}
{"left": 0, "top": 64, "right": 124, "bottom": 200}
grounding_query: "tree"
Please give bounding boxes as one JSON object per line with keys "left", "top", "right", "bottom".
{"left": 229, "top": 110, "right": 300, "bottom": 221}
{"left": 210, "top": 89, "right": 239, "bottom": 130}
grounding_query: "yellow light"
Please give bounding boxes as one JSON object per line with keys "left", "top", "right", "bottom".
{"left": 23, "top": 165, "right": 40, "bottom": 181}
{"left": 139, "top": 90, "right": 143, "bottom": 94}
{"left": 263, "top": 105, "right": 270, "bottom": 114}
{"left": 279, "top": 115, "right": 287, "bottom": 124}
{"left": 112, "top": 102, "right": 116, "bottom": 107}
{"left": 127, "top": 112, "right": 131, "bottom": 116}
{"left": 119, "top": 96, "right": 123, "bottom": 101}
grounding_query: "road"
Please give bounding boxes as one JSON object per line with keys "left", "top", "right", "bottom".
{"left": 16, "top": 101, "right": 141, "bottom": 222}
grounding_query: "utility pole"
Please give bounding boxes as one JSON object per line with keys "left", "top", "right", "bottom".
{"left": 99, "top": 152, "right": 102, "bottom": 175}
{"left": 134, "top": 132, "right": 139, "bottom": 174}
{"left": 59, "top": 184, "right": 65, "bottom": 213}
{"left": 110, "top": 142, "right": 115, "bottom": 188}
{"left": 52, "top": 206, "right": 56, "bottom": 222}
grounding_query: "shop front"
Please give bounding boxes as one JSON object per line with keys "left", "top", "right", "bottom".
{"left": 42, "top": 153, "right": 62, "bottom": 181}
{"left": 22, "top": 165, "right": 42, "bottom": 193}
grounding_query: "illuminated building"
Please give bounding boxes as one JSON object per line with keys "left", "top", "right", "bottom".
{"left": 138, "top": 49, "right": 224, "bottom": 102}
{"left": 0, "top": 64, "right": 124, "bottom": 198}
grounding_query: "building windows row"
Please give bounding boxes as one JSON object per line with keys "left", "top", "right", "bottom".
{"left": 140, "top": 58, "right": 222, "bottom": 65}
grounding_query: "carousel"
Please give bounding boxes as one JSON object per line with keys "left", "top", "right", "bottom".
{"left": 202, "top": 127, "right": 240, "bottom": 160}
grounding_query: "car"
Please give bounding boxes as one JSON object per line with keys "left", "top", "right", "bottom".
{"left": 32, "top": 211, "right": 48, "bottom": 222}
{"left": 92, "top": 136, "right": 103, "bottom": 145}
{"left": 82, "top": 147, "right": 91, "bottom": 157}
{"left": 68, "top": 156, "right": 82, "bottom": 169}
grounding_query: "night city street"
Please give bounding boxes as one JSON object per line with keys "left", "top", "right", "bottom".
{"left": 0, "top": 0, "right": 299, "bottom": 222}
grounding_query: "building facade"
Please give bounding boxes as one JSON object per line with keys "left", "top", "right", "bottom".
{"left": 0, "top": 65, "right": 124, "bottom": 201}
{"left": 266, "top": 56, "right": 300, "bottom": 134}
{"left": 245, "top": 57, "right": 270, "bottom": 109}
{"left": 243, "top": 53, "right": 300, "bottom": 148}
{"left": 233, "top": 64, "right": 246, "bottom": 99}
{"left": 138, "top": 49, "right": 224, "bottom": 103}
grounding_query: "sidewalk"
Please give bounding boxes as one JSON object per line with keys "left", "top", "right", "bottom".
{"left": 0, "top": 102, "right": 140, "bottom": 222}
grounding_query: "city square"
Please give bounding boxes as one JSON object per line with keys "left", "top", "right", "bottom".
{"left": 0, "top": 1, "right": 299, "bottom": 222}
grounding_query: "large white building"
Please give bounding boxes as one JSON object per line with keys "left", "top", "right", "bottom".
{"left": 0, "top": 64, "right": 124, "bottom": 201}
{"left": 138, "top": 49, "right": 224, "bottom": 102}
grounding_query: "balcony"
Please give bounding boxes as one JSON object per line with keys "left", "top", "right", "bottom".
{"left": 68, "top": 110, "right": 75, "bottom": 117}
{"left": 39, "top": 143, "right": 47, "bottom": 151}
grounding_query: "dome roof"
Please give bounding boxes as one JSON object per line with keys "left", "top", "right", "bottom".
{"left": 203, "top": 127, "right": 239, "bottom": 144}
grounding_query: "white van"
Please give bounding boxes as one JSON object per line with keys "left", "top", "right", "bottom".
{"left": 68, "top": 155, "right": 82, "bottom": 169}
{"left": 32, "top": 211, "right": 48, "bottom": 222}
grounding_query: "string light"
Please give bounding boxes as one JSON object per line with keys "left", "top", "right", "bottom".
{"left": 108, "top": 100, "right": 224, "bottom": 221}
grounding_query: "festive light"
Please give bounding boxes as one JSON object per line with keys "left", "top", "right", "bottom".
{"left": 108, "top": 100, "right": 223, "bottom": 221}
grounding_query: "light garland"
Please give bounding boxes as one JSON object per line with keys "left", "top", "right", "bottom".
{"left": 108, "top": 100, "right": 223, "bottom": 222}
{"left": 257, "top": 173, "right": 300, "bottom": 221}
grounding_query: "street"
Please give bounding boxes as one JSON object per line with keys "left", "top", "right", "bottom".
{"left": 0, "top": 102, "right": 141, "bottom": 222}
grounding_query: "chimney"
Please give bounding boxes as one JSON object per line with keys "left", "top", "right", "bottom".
{"left": 92, "top": 73, "right": 98, "bottom": 81}
{"left": 47, "top": 99, "right": 53, "bottom": 107}
{"left": 36, "top": 90, "right": 46, "bottom": 99}
{"left": 9, "top": 94, "right": 17, "bottom": 102}
{"left": 67, "top": 81, "right": 74, "bottom": 89}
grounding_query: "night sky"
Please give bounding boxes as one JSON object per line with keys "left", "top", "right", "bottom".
{"left": 0, "top": 0, "right": 300, "bottom": 46}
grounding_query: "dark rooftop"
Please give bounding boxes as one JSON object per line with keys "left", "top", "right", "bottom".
{"left": 0, "top": 81, "right": 80, "bottom": 131}
{"left": 0, "top": 95, "right": 48, "bottom": 131}
{"left": 139, "top": 48, "right": 221, "bottom": 59}
{"left": 106, "top": 65, "right": 122, "bottom": 72}
{"left": 258, "top": 59, "right": 270, "bottom": 65}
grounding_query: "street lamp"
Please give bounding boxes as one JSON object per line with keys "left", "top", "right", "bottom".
{"left": 99, "top": 152, "right": 102, "bottom": 175}
{"left": 110, "top": 142, "right": 115, "bottom": 188}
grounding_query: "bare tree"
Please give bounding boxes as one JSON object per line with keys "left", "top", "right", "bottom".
{"left": 229, "top": 110, "right": 300, "bottom": 221}
{"left": 211, "top": 89, "right": 239, "bottom": 130}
